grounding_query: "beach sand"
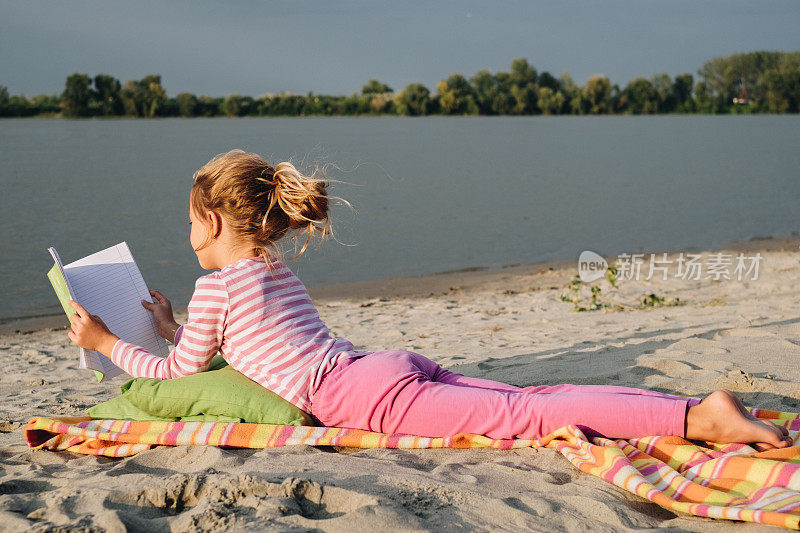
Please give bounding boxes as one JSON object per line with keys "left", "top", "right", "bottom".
{"left": 1, "top": 237, "right": 799, "bottom": 531}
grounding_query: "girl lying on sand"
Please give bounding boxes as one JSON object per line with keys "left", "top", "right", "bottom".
{"left": 66, "top": 149, "right": 792, "bottom": 449}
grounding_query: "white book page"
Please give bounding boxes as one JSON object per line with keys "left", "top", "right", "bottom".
{"left": 47, "top": 247, "right": 102, "bottom": 376}
{"left": 63, "top": 242, "right": 168, "bottom": 380}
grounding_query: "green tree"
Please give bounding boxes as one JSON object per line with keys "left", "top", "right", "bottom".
{"left": 360, "top": 80, "right": 394, "bottom": 115}
{"left": 651, "top": 73, "right": 676, "bottom": 113}
{"left": 255, "top": 95, "right": 274, "bottom": 116}
{"left": 61, "top": 73, "right": 92, "bottom": 117}
{"left": 559, "top": 73, "right": 582, "bottom": 114}
{"left": 470, "top": 69, "right": 496, "bottom": 114}
{"left": 176, "top": 92, "right": 198, "bottom": 117}
{"left": 222, "top": 94, "right": 247, "bottom": 116}
{"left": 537, "top": 71, "right": 560, "bottom": 91}
{"left": 510, "top": 83, "right": 538, "bottom": 114}
{"left": 610, "top": 83, "right": 623, "bottom": 112}
{"left": 395, "top": 83, "right": 431, "bottom": 115}
{"left": 308, "top": 94, "right": 342, "bottom": 115}
{"left": 30, "top": 94, "right": 61, "bottom": 115}
{"left": 763, "top": 68, "right": 800, "bottom": 113}
{"left": 141, "top": 75, "right": 166, "bottom": 117}
{"left": 120, "top": 80, "right": 145, "bottom": 116}
{"left": 120, "top": 75, "right": 167, "bottom": 117}
{"left": 361, "top": 79, "right": 393, "bottom": 95}
{"left": 693, "top": 81, "right": 715, "bottom": 113}
{"left": 15, "top": 51, "right": 800, "bottom": 119}
{"left": 492, "top": 71, "right": 515, "bottom": 114}
{"left": 368, "top": 93, "right": 395, "bottom": 114}
{"left": 329, "top": 93, "right": 369, "bottom": 115}
{"left": 508, "top": 58, "right": 539, "bottom": 114}
{"left": 537, "top": 87, "right": 565, "bottom": 115}
{"left": 0, "top": 85, "right": 9, "bottom": 116}
{"left": 509, "top": 58, "right": 537, "bottom": 87}
{"left": 436, "top": 73, "right": 477, "bottom": 115}
{"left": 582, "top": 75, "right": 612, "bottom": 114}
{"left": 698, "top": 55, "right": 742, "bottom": 109}
{"left": 697, "top": 51, "right": 800, "bottom": 111}
{"left": 621, "top": 77, "right": 658, "bottom": 114}
{"left": 92, "top": 74, "right": 122, "bottom": 115}
{"left": 6, "top": 95, "right": 34, "bottom": 116}
{"left": 672, "top": 73, "right": 694, "bottom": 112}
{"left": 4, "top": 94, "right": 36, "bottom": 117}
{"left": 197, "top": 95, "right": 223, "bottom": 117}
{"left": 262, "top": 93, "right": 309, "bottom": 116}
{"left": 161, "top": 97, "right": 179, "bottom": 117}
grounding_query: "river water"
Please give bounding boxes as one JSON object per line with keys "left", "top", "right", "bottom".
{"left": 1, "top": 115, "right": 798, "bottom": 321}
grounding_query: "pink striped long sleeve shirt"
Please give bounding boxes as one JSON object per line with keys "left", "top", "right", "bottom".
{"left": 109, "top": 256, "right": 371, "bottom": 412}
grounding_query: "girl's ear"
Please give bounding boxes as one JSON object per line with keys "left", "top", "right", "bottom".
{"left": 206, "top": 210, "right": 224, "bottom": 239}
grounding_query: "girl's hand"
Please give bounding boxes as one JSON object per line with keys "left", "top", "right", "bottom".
{"left": 67, "top": 301, "right": 119, "bottom": 355}
{"left": 142, "top": 289, "right": 180, "bottom": 343}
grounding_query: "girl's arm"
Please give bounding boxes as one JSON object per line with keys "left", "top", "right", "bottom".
{"left": 111, "top": 274, "right": 229, "bottom": 379}
{"left": 68, "top": 274, "right": 229, "bottom": 379}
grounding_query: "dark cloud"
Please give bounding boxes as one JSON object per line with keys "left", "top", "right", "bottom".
{"left": 2, "top": 0, "right": 799, "bottom": 96}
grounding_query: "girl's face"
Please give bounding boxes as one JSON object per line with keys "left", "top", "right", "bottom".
{"left": 189, "top": 205, "right": 213, "bottom": 269}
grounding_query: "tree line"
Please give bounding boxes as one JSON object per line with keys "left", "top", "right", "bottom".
{"left": 2, "top": 51, "right": 798, "bottom": 118}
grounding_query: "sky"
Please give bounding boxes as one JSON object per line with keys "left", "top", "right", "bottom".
{"left": 2, "top": 0, "right": 799, "bottom": 97}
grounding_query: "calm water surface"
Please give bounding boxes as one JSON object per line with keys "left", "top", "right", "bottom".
{"left": 1, "top": 116, "right": 798, "bottom": 322}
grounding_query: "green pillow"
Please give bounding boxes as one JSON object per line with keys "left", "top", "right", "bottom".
{"left": 86, "top": 395, "right": 241, "bottom": 423}
{"left": 87, "top": 393, "right": 178, "bottom": 421}
{"left": 87, "top": 355, "right": 314, "bottom": 426}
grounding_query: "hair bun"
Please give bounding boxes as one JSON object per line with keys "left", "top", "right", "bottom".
{"left": 271, "top": 162, "right": 329, "bottom": 230}
{"left": 192, "top": 149, "right": 340, "bottom": 263}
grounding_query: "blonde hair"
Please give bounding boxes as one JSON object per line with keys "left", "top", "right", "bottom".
{"left": 190, "top": 149, "right": 335, "bottom": 266}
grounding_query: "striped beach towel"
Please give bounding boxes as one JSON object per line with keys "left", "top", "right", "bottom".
{"left": 26, "top": 408, "right": 800, "bottom": 529}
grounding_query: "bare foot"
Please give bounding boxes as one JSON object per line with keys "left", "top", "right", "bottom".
{"left": 726, "top": 389, "right": 790, "bottom": 440}
{"left": 686, "top": 390, "right": 793, "bottom": 448}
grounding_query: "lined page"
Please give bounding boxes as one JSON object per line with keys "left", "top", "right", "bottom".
{"left": 48, "top": 247, "right": 107, "bottom": 381}
{"left": 64, "top": 242, "right": 168, "bottom": 379}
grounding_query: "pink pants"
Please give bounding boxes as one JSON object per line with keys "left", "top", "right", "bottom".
{"left": 310, "top": 350, "right": 702, "bottom": 440}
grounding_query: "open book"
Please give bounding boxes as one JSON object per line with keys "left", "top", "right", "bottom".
{"left": 46, "top": 242, "right": 169, "bottom": 382}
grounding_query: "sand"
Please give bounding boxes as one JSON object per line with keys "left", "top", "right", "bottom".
{"left": 1, "top": 237, "right": 799, "bottom": 532}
